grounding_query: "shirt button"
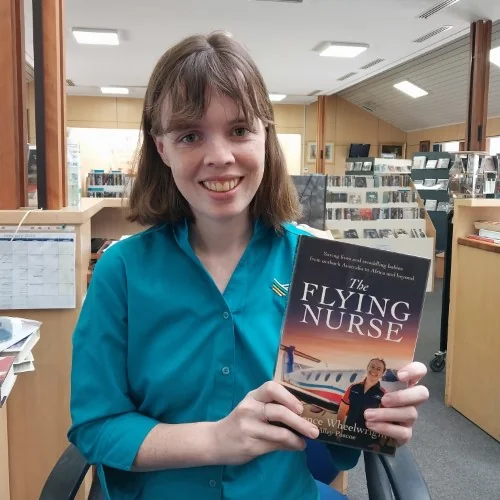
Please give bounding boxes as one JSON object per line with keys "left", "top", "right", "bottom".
{"left": 222, "top": 366, "right": 231, "bottom": 375}
{"left": 209, "top": 479, "right": 217, "bottom": 488}
{"left": 222, "top": 311, "right": 229, "bottom": 319}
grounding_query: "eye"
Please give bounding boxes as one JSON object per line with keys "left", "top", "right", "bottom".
{"left": 180, "top": 133, "right": 199, "bottom": 144}
{"left": 232, "top": 127, "right": 250, "bottom": 137}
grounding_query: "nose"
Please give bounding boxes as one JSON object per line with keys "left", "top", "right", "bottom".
{"left": 203, "top": 136, "right": 235, "bottom": 167}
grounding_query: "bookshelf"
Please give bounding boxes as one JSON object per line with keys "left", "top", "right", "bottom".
{"left": 328, "top": 163, "right": 434, "bottom": 291}
{"left": 411, "top": 152, "right": 451, "bottom": 252}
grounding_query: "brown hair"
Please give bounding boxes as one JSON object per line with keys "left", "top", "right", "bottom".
{"left": 127, "top": 32, "right": 301, "bottom": 230}
{"left": 368, "top": 358, "right": 386, "bottom": 371}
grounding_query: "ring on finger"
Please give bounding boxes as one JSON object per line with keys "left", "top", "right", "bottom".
{"left": 262, "top": 402, "right": 269, "bottom": 423}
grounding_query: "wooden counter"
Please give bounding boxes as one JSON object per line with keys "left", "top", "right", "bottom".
{"left": 446, "top": 199, "right": 500, "bottom": 441}
{"left": 0, "top": 198, "right": 142, "bottom": 499}
{"left": 0, "top": 407, "right": 9, "bottom": 500}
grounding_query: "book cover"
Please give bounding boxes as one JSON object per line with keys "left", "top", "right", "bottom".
{"left": 274, "top": 237, "right": 430, "bottom": 455}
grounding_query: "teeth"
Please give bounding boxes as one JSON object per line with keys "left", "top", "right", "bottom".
{"left": 203, "top": 178, "right": 240, "bottom": 192}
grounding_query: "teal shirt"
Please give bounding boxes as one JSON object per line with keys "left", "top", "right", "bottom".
{"left": 68, "top": 219, "right": 359, "bottom": 500}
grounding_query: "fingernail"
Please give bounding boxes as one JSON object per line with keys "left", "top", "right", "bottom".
{"left": 309, "top": 427, "right": 319, "bottom": 438}
{"left": 296, "top": 404, "right": 304, "bottom": 415}
{"left": 365, "top": 409, "right": 375, "bottom": 420}
{"left": 398, "top": 371, "right": 409, "bottom": 381}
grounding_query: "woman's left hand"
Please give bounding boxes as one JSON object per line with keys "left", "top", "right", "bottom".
{"left": 363, "top": 361, "right": 429, "bottom": 447}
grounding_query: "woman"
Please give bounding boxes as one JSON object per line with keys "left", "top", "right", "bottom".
{"left": 336, "top": 358, "right": 395, "bottom": 453}
{"left": 68, "top": 32, "right": 429, "bottom": 500}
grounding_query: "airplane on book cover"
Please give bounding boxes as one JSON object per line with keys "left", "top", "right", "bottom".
{"left": 279, "top": 345, "right": 401, "bottom": 408}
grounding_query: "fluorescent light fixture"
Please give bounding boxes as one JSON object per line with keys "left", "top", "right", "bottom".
{"left": 394, "top": 80, "right": 428, "bottom": 98}
{"left": 315, "top": 42, "right": 369, "bottom": 58}
{"left": 269, "top": 94, "right": 286, "bottom": 102}
{"left": 490, "top": 46, "right": 500, "bottom": 68}
{"left": 101, "top": 87, "right": 129, "bottom": 95}
{"left": 72, "top": 28, "right": 119, "bottom": 45}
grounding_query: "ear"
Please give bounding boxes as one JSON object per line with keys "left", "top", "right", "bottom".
{"left": 153, "top": 135, "right": 170, "bottom": 167}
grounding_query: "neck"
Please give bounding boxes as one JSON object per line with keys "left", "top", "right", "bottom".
{"left": 364, "top": 378, "right": 378, "bottom": 389}
{"left": 190, "top": 212, "right": 253, "bottom": 256}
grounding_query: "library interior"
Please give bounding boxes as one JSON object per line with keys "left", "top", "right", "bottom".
{"left": 1, "top": 1, "right": 499, "bottom": 499}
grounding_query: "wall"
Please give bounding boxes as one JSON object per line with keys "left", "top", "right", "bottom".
{"left": 407, "top": 117, "right": 500, "bottom": 156}
{"left": 304, "top": 96, "right": 407, "bottom": 175}
{"left": 27, "top": 85, "right": 408, "bottom": 178}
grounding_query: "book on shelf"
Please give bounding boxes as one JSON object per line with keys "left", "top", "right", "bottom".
{"left": 366, "top": 192, "right": 379, "bottom": 204}
{"left": 362, "top": 162, "right": 373, "bottom": 171}
{"left": 436, "top": 179, "right": 449, "bottom": 191}
{"left": 474, "top": 220, "right": 500, "bottom": 233}
{"left": 364, "top": 229, "right": 380, "bottom": 238}
{"left": 379, "top": 229, "right": 396, "bottom": 239}
{"left": 466, "top": 234, "right": 500, "bottom": 245}
{"left": 436, "top": 158, "right": 450, "bottom": 169}
{"left": 329, "top": 175, "right": 411, "bottom": 189}
{"left": 437, "top": 202, "right": 450, "bottom": 212}
{"left": 327, "top": 207, "right": 424, "bottom": 222}
{"left": 274, "top": 236, "right": 430, "bottom": 455}
{"left": 425, "top": 159, "right": 438, "bottom": 169}
{"left": 424, "top": 200, "right": 438, "bottom": 211}
{"left": 344, "top": 229, "right": 359, "bottom": 239}
{"left": 412, "top": 156, "right": 427, "bottom": 169}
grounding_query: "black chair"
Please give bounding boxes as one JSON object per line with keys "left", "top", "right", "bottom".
{"left": 39, "top": 443, "right": 431, "bottom": 500}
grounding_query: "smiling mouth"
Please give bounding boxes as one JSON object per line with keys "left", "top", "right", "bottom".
{"left": 201, "top": 177, "right": 243, "bottom": 193}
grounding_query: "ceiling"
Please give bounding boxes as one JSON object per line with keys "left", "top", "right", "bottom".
{"left": 339, "top": 20, "right": 500, "bottom": 131}
{"left": 23, "top": 0, "right": 500, "bottom": 108}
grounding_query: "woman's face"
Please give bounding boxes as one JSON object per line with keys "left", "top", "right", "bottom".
{"left": 154, "top": 90, "right": 266, "bottom": 224}
{"left": 366, "top": 360, "right": 385, "bottom": 383}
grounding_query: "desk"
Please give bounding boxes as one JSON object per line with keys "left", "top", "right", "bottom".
{"left": 0, "top": 407, "right": 9, "bottom": 500}
{"left": 446, "top": 199, "right": 500, "bottom": 441}
{"left": 0, "top": 198, "right": 142, "bottom": 499}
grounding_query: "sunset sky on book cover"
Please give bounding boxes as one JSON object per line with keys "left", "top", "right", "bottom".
{"left": 275, "top": 236, "right": 430, "bottom": 455}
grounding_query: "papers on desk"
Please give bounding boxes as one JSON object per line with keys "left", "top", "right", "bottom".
{"left": 0, "top": 317, "right": 41, "bottom": 407}
{"left": 0, "top": 232, "right": 76, "bottom": 310}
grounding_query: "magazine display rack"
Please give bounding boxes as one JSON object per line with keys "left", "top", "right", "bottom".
{"left": 330, "top": 159, "right": 434, "bottom": 291}
{"left": 411, "top": 152, "right": 452, "bottom": 252}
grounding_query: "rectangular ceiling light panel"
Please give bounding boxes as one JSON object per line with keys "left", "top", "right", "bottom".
{"left": 317, "top": 42, "right": 369, "bottom": 58}
{"left": 269, "top": 94, "right": 287, "bottom": 101}
{"left": 101, "top": 87, "right": 129, "bottom": 95}
{"left": 73, "top": 28, "right": 119, "bottom": 45}
{"left": 394, "top": 81, "right": 428, "bottom": 98}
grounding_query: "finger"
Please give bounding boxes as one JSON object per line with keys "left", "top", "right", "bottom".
{"left": 264, "top": 402, "right": 320, "bottom": 440}
{"left": 255, "top": 420, "right": 308, "bottom": 452}
{"left": 397, "top": 362, "right": 427, "bottom": 387}
{"left": 365, "top": 421, "right": 412, "bottom": 446}
{"left": 364, "top": 406, "right": 418, "bottom": 425}
{"left": 252, "top": 381, "right": 304, "bottom": 415}
{"left": 381, "top": 385, "right": 429, "bottom": 408}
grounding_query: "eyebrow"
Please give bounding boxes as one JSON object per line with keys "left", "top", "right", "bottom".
{"left": 166, "top": 116, "right": 250, "bottom": 133}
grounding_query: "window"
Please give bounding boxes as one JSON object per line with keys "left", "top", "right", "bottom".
{"left": 277, "top": 134, "right": 302, "bottom": 175}
{"left": 488, "top": 137, "right": 500, "bottom": 155}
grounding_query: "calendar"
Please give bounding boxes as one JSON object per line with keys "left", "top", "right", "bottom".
{"left": 0, "top": 232, "right": 76, "bottom": 310}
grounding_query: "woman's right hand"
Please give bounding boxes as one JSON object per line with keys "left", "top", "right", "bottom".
{"left": 212, "top": 381, "right": 320, "bottom": 466}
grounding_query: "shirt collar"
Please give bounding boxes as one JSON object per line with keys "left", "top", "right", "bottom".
{"left": 172, "top": 217, "right": 272, "bottom": 258}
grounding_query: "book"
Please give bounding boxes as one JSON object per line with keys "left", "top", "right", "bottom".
{"left": 363, "top": 229, "right": 380, "bottom": 239}
{"left": 0, "top": 317, "right": 41, "bottom": 353}
{"left": 274, "top": 237, "right": 430, "bottom": 455}
{"left": 0, "top": 355, "right": 16, "bottom": 407}
{"left": 412, "top": 156, "right": 427, "bottom": 169}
